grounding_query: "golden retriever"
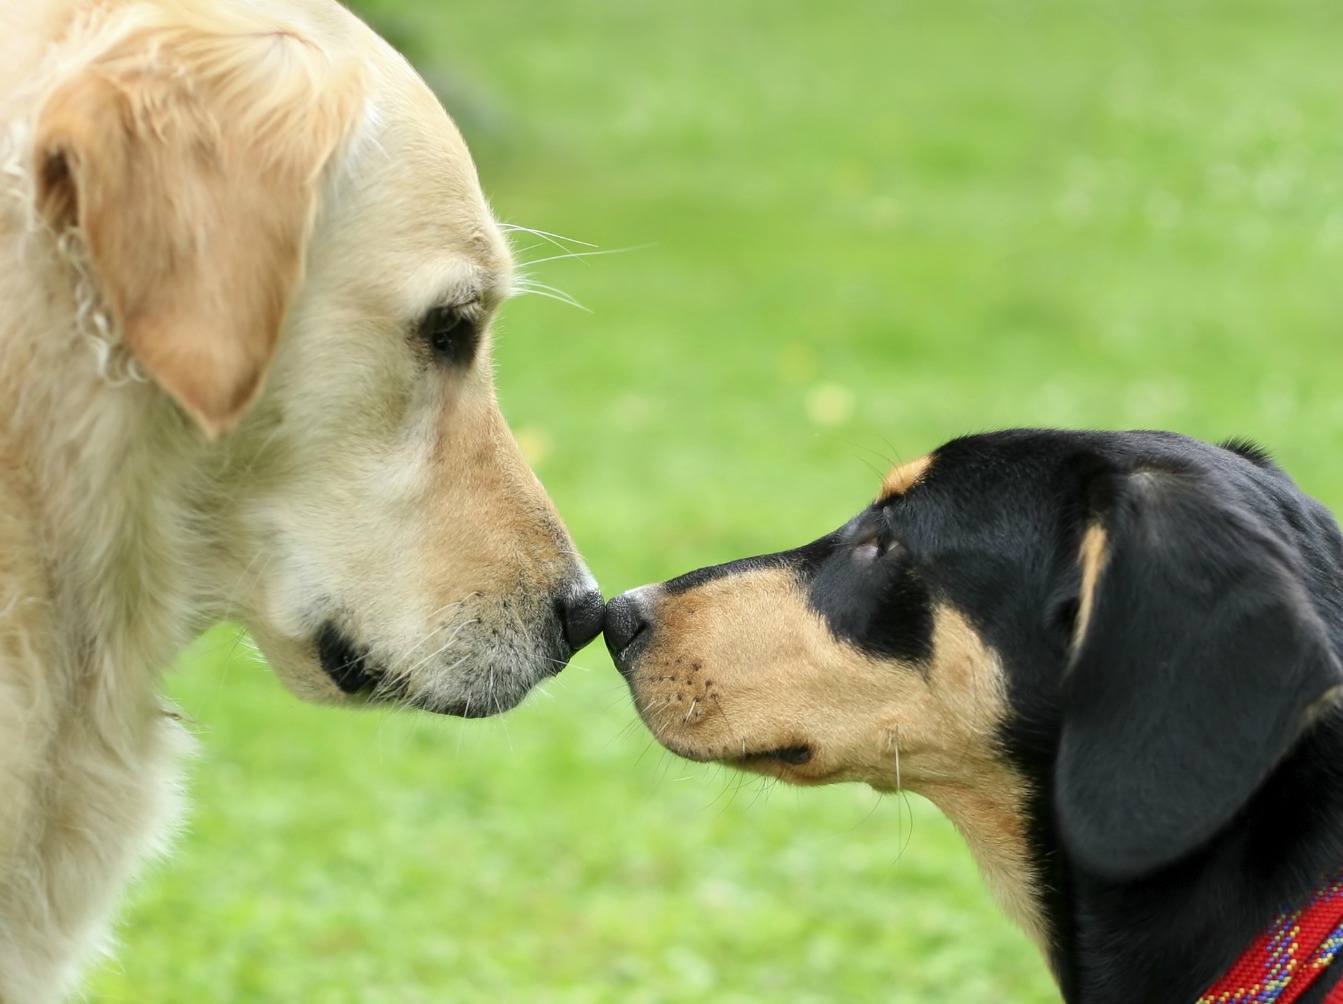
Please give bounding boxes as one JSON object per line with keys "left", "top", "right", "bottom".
{"left": 0, "top": 1, "right": 603, "bottom": 1000}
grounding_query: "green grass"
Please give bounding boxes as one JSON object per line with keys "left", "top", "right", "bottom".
{"left": 89, "top": 1, "right": 1343, "bottom": 1001}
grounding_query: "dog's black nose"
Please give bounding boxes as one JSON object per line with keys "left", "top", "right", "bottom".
{"left": 557, "top": 584, "right": 605, "bottom": 652}
{"left": 604, "top": 589, "right": 652, "bottom": 673}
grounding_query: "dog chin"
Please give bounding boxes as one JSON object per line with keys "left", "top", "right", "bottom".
{"left": 325, "top": 620, "right": 568, "bottom": 718}
{"left": 402, "top": 676, "right": 540, "bottom": 718}
{"left": 251, "top": 620, "right": 567, "bottom": 718}
{"left": 368, "top": 657, "right": 560, "bottom": 718}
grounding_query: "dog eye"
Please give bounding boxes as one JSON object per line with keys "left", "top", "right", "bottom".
{"left": 418, "top": 305, "right": 480, "bottom": 367}
{"left": 854, "top": 534, "right": 897, "bottom": 564}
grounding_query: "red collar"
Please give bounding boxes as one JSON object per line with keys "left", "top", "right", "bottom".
{"left": 1198, "top": 874, "right": 1343, "bottom": 1003}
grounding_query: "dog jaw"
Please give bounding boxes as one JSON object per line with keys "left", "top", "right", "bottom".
{"left": 611, "top": 564, "right": 1047, "bottom": 952}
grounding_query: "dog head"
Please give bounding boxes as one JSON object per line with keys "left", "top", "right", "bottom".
{"left": 607, "top": 430, "right": 1343, "bottom": 949}
{"left": 14, "top": 0, "right": 601, "bottom": 715}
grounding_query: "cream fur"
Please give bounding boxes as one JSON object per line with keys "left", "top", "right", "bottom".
{"left": 0, "top": 2, "right": 593, "bottom": 1000}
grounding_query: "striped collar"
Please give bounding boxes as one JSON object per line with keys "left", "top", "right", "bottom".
{"left": 1198, "top": 873, "right": 1343, "bottom": 1004}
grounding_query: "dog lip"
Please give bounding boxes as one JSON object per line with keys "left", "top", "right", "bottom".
{"left": 732, "top": 744, "right": 815, "bottom": 767}
{"left": 315, "top": 622, "right": 381, "bottom": 694}
{"left": 657, "top": 740, "right": 816, "bottom": 767}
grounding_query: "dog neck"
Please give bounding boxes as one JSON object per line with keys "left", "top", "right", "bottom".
{"left": 924, "top": 770, "right": 1052, "bottom": 956}
{"left": 1038, "top": 709, "right": 1343, "bottom": 1004}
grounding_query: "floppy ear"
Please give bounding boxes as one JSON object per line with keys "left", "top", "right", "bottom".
{"left": 1054, "top": 468, "right": 1343, "bottom": 881}
{"left": 33, "top": 18, "right": 360, "bottom": 436}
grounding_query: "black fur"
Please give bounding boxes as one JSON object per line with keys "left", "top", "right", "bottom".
{"left": 679, "top": 429, "right": 1343, "bottom": 1003}
{"left": 928, "top": 431, "right": 1343, "bottom": 1003}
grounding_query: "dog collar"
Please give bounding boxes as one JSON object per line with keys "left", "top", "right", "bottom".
{"left": 1198, "top": 873, "right": 1343, "bottom": 1003}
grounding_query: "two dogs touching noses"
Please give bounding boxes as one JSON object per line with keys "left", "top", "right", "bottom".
{"left": 4, "top": 3, "right": 1339, "bottom": 1004}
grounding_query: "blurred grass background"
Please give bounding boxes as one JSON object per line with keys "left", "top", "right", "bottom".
{"left": 89, "top": 0, "right": 1343, "bottom": 1001}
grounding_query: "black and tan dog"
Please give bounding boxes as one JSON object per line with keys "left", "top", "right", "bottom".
{"left": 605, "top": 429, "right": 1343, "bottom": 1004}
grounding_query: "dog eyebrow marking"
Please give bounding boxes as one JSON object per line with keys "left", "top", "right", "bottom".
{"left": 1073, "top": 523, "right": 1109, "bottom": 651}
{"left": 879, "top": 455, "right": 933, "bottom": 501}
{"left": 414, "top": 252, "right": 512, "bottom": 324}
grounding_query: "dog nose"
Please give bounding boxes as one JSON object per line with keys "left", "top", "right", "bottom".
{"left": 604, "top": 589, "right": 652, "bottom": 673}
{"left": 557, "top": 584, "right": 605, "bottom": 652}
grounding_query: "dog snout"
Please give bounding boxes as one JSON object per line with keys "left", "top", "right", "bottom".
{"left": 556, "top": 581, "right": 605, "bottom": 653}
{"left": 604, "top": 588, "right": 655, "bottom": 673}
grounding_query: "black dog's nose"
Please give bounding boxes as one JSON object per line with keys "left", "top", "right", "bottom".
{"left": 557, "top": 584, "right": 605, "bottom": 652}
{"left": 604, "top": 590, "right": 652, "bottom": 672}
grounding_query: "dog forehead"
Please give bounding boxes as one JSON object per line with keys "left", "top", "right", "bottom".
{"left": 874, "top": 436, "right": 1059, "bottom": 515}
{"left": 870, "top": 443, "right": 1036, "bottom": 544}
{"left": 313, "top": 27, "right": 510, "bottom": 305}
{"left": 877, "top": 430, "right": 1126, "bottom": 532}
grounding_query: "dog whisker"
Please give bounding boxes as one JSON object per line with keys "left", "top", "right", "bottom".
{"left": 509, "top": 280, "right": 591, "bottom": 313}
{"left": 497, "top": 222, "right": 596, "bottom": 254}
{"left": 515, "top": 243, "right": 654, "bottom": 269}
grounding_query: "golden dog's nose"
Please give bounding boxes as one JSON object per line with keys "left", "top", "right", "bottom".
{"left": 558, "top": 584, "right": 606, "bottom": 653}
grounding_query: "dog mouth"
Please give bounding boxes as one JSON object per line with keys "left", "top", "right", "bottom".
{"left": 732, "top": 744, "right": 815, "bottom": 768}
{"left": 657, "top": 735, "right": 816, "bottom": 769}
{"left": 627, "top": 687, "right": 818, "bottom": 769}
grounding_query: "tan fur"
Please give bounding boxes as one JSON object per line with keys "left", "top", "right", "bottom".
{"left": 879, "top": 455, "right": 932, "bottom": 500}
{"left": 1074, "top": 524, "right": 1108, "bottom": 651}
{"left": 626, "top": 573, "right": 1045, "bottom": 949}
{"left": 0, "top": 1, "right": 592, "bottom": 999}
{"left": 33, "top": 10, "right": 363, "bottom": 434}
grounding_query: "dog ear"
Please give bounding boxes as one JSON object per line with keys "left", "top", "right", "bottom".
{"left": 33, "top": 17, "right": 361, "bottom": 436}
{"left": 1054, "top": 466, "right": 1343, "bottom": 881}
